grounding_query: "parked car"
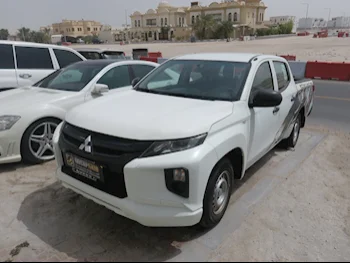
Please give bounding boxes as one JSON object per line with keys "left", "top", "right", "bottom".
{"left": 74, "top": 48, "right": 127, "bottom": 60}
{"left": 92, "top": 38, "right": 104, "bottom": 44}
{"left": 0, "top": 59, "right": 159, "bottom": 165}
{"left": 53, "top": 53, "right": 314, "bottom": 228}
{"left": 0, "top": 40, "right": 86, "bottom": 91}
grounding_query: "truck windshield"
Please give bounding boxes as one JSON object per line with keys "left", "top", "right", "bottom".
{"left": 135, "top": 60, "right": 251, "bottom": 101}
{"left": 33, "top": 63, "right": 106, "bottom": 92}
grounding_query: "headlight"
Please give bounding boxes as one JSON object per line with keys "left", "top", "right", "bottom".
{"left": 0, "top": 115, "right": 21, "bottom": 131}
{"left": 140, "top": 133, "right": 207, "bottom": 158}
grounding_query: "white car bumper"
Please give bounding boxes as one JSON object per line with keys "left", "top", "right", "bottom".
{"left": 0, "top": 129, "right": 21, "bottom": 164}
{"left": 53, "top": 123, "right": 219, "bottom": 227}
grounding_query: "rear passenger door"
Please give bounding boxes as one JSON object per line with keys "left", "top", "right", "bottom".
{"left": 0, "top": 43, "right": 17, "bottom": 90}
{"left": 14, "top": 46, "right": 55, "bottom": 86}
{"left": 53, "top": 49, "right": 84, "bottom": 68}
{"left": 271, "top": 61, "right": 298, "bottom": 141}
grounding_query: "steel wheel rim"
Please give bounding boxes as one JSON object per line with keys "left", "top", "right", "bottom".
{"left": 212, "top": 170, "right": 230, "bottom": 215}
{"left": 29, "top": 122, "right": 58, "bottom": 161}
{"left": 293, "top": 119, "right": 300, "bottom": 145}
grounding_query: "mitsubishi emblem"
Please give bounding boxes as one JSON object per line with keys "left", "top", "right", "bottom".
{"left": 79, "top": 135, "right": 92, "bottom": 153}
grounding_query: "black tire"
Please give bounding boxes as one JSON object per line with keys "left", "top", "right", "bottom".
{"left": 280, "top": 113, "right": 301, "bottom": 149}
{"left": 21, "top": 118, "right": 61, "bottom": 164}
{"left": 200, "top": 158, "right": 233, "bottom": 228}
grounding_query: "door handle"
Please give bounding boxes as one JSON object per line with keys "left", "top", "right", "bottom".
{"left": 273, "top": 107, "right": 280, "bottom": 115}
{"left": 19, "top": 74, "right": 32, "bottom": 79}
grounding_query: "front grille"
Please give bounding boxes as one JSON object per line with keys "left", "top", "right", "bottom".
{"left": 61, "top": 123, "right": 153, "bottom": 158}
{"left": 59, "top": 122, "right": 154, "bottom": 199}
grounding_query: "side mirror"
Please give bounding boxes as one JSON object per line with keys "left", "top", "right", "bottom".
{"left": 249, "top": 88, "right": 282, "bottom": 108}
{"left": 131, "top": 77, "right": 141, "bottom": 87}
{"left": 91, "top": 84, "right": 109, "bottom": 95}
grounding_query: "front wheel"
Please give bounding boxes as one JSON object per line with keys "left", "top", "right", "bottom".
{"left": 200, "top": 158, "right": 233, "bottom": 228}
{"left": 21, "top": 118, "right": 61, "bottom": 164}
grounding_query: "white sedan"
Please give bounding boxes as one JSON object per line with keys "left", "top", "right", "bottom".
{"left": 0, "top": 59, "right": 159, "bottom": 164}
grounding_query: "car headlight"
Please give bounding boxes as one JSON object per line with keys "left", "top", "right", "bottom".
{"left": 0, "top": 115, "right": 21, "bottom": 131}
{"left": 140, "top": 133, "right": 207, "bottom": 158}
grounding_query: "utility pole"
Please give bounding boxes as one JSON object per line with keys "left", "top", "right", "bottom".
{"left": 301, "top": 3, "right": 310, "bottom": 29}
{"left": 325, "top": 8, "right": 331, "bottom": 22}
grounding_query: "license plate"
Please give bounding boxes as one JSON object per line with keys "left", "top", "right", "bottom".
{"left": 64, "top": 153, "right": 104, "bottom": 182}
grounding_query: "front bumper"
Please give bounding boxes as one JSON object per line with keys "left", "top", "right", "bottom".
{"left": 53, "top": 123, "right": 219, "bottom": 227}
{"left": 0, "top": 129, "right": 21, "bottom": 164}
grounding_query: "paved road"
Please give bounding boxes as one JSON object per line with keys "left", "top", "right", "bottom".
{"left": 307, "top": 80, "right": 350, "bottom": 133}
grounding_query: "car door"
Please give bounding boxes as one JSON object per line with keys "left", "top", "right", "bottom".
{"left": 14, "top": 45, "right": 55, "bottom": 87}
{"left": 247, "top": 60, "right": 281, "bottom": 166}
{"left": 271, "top": 61, "right": 299, "bottom": 142}
{"left": 0, "top": 43, "right": 18, "bottom": 90}
{"left": 84, "top": 65, "right": 133, "bottom": 102}
{"left": 53, "top": 49, "right": 85, "bottom": 68}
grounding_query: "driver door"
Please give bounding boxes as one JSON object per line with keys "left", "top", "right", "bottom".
{"left": 247, "top": 60, "right": 281, "bottom": 167}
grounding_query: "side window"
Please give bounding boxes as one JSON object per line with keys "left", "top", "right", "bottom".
{"left": 131, "top": 65, "right": 155, "bottom": 80}
{"left": 97, "top": 65, "right": 130, "bottom": 89}
{"left": 15, "top": 46, "right": 53, "bottom": 69}
{"left": 252, "top": 62, "right": 274, "bottom": 91}
{"left": 79, "top": 51, "right": 102, "bottom": 60}
{"left": 54, "top": 49, "right": 83, "bottom": 68}
{"left": 273, "top": 61, "right": 290, "bottom": 90}
{"left": 0, "top": 44, "right": 15, "bottom": 69}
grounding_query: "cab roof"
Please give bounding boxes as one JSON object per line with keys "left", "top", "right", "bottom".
{"left": 173, "top": 53, "right": 281, "bottom": 63}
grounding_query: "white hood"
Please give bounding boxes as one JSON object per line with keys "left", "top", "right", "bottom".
{"left": 66, "top": 90, "right": 233, "bottom": 140}
{"left": 0, "top": 87, "right": 76, "bottom": 113}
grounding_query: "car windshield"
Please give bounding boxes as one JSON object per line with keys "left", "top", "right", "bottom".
{"left": 135, "top": 60, "right": 251, "bottom": 101}
{"left": 33, "top": 63, "right": 106, "bottom": 91}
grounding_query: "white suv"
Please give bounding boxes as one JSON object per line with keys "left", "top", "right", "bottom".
{"left": 0, "top": 41, "right": 86, "bottom": 91}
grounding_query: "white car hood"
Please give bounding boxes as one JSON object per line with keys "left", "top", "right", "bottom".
{"left": 66, "top": 90, "right": 233, "bottom": 140}
{"left": 0, "top": 87, "right": 76, "bottom": 113}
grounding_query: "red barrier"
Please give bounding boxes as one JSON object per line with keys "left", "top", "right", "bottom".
{"left": 338, "top": 32, "right": 349, "bottom": 37}
{"left": 139, "top": 56, "right": 158, "bottom": 63}
{"left": 297, "top": 31, "right": 310, "bottom": 36}
{"left": 148, "top": 52, "right": 162, "bottom": 58}
{"left": 280, "top": 55, "right": 296, "bottom": 61}
{"left": 305, "top": 61, "right": 350, "bottom": 81}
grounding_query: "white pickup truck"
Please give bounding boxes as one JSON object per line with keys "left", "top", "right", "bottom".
{"left": 53, "top": 53, "right": 314, "bottom": 228}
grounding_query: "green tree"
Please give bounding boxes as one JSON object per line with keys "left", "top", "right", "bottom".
{"left": 216, "top": 20, "right": 234, "bottom": 39}
{"left": 17, "top": 27, "right": 31, "bottom": 41}
{"left": 29, "top": 31, "right": 50, "bottom": 43}
{"left": 0, "top": 28, "right": 9, "bottom": 40}
{"left": 193, "top": 15, "right": 217, "bottom": 40}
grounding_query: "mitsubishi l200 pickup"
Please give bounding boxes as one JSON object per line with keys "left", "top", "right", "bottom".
{"left": 52, "top": 53, "right": 314, "bottom": 228}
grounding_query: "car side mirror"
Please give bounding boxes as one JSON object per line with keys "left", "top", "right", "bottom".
{"left": 131, "top": 77, "right": 141, "bottom": 87}
{"left": 91, "top": 84, "right": 109, "bottom": 95}
{"left": 249, "top": 88, "right": 282, "bottom": 108}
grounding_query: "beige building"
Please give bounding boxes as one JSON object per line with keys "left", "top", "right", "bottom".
{"left": 51, "top": 19, "right": 102, "bottom": 37}
{"left": 129, "top": 0, "right": 267, "bottom": 41}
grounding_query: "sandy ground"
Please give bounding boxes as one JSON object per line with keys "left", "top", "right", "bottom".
{"left": 209, "top": 131, "right": 350, "bottom": 262}
{"left": 75, "top": 36, "right": 350, "bottom": 62}
{"left": 0, "top": 128, "right": 349, "bottom": 262}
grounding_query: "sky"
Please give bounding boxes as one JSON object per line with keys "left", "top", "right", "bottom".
{"left": 1, "top": 0, "right": 350, "bottom": 33}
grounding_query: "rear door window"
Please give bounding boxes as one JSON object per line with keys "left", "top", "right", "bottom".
{"left": 53, "top": 49, "right": 84, "bottom": 68}
{"left": 0, "top": 44, "right": 15, "bottom": 69}
{"left": 131, "top": 65, "right": 155, "bottom": 80}
{"left": 15, "top": 46, "right": 53, "bottom": 69}
{"left": 97, "top": 65, "right": 131, "bottom": 89}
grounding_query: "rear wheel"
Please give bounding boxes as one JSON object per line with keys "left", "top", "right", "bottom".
{"left": 21, "top": 118, "right": 61, "bottom": 164}
{"left": 281, "top": 113, "right": 301, "bottom": 149}
{"left": 200, "top": 158, "right": 233, "bottom": 228}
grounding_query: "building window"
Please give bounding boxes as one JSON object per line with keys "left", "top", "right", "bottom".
{"left": 148, "top": 31, "right": 152, "bottom": 37}
{"left": 87, "top": 27, "right": 90, "bottom": 31}
{"left": 165, "top": 18, "right": 168, "bottom": 26}
{"left": 146, "top": 19, "right": 157, "bottom": 26}
{"left": 66, "top": 28, "right": 69, "bottom": 32}
{"left": 192, "top": 16, "right": 195, "bottom": 24}
{"left": 161, "top": 18, "right": 164, "bottom": 26}
{"left": 228, "top": 13, "right": 232, "bottom": 21}
{"left": 179, "top": 17, "right": 182, "bottom": 26}
{"left": 138, "top": 20, "right": 141, "bottom": 27}
{"left": 135, "top": 20, "right": 137, "bottom": 27}
{"left": 248, "top": 12, "right": 250, "bottom": 18}
{"left": 72, "top": 28, "right": 75, "bottom": 32}
{"left": 234, "top": 12, "right": 238, "bottom": 22}
{"left": 182, "top": 17, "right": 185, "bottom": 25}
{"left": 55, "top": 29, "right": 58, "bottom": 32}
{"left": 253, "top": 13, "right": 255, "bottom": 20}
{"left": 196, "top": 15, "right": 199, "bottom": 21}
